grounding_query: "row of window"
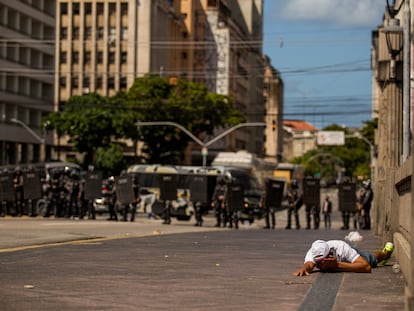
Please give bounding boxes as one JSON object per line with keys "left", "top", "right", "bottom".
{"left": 60, "top": 27, "right": 128, "bottom": 41}
{"left": 60, "top": 2, "right": 128, "bottom": 16}
{"left": 60, "top": 75, "right": 128, "bottom": 90}
{"left": 60, "top": 51, "right": 127, "bottom": 65}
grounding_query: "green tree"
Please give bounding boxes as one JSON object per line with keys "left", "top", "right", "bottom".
{"left": 47, "top": 93, "right": 117, "bottom": 165}
{"left": 46, "top": 75, "right": 245, "bottom": 168}
{"left": 127, "top": 74, "right": 244, "bottom": 163}
{"left": 95, "top": 143, "right": 127, "bottom": 177}
{"left": 291, "top": 120, "right": 375, "bottom": 180}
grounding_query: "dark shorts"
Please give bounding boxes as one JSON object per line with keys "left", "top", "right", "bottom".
{"left": 354, "top": 248, "right": 377, "bottom": 268}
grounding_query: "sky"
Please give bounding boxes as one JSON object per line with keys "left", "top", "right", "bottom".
{"left": 262, "top": 0, "right": 386, "bottom": 129}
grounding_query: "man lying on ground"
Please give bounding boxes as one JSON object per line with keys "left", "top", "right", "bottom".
{"left": 292, "top": 239, "right": 394, "bottom": 276}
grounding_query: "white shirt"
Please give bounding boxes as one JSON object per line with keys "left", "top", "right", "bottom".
{"left": 304, "top": 240, "right": 360, "bottom": 263}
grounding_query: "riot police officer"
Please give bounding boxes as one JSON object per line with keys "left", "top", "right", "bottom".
{"left": 285, "top": 180, "right": 302, "bottom": 229}
{"left": 67, "top": 170, "right": 81, "bottom": 218}
{"left": 262, "top": 192, "right": 276, "bottom": 229}
{"left": 211, "top": 175, "right": 228, "bottom": 227}
{"left": 360, "top": 179, "right": 373, "bottom": 230}
{"left": 106, "top": 176, "right": 118, "bottom": 221}
{"left": 13, "top": 166, "right": 24, "bottom": 216}
{"left": 130, "top": 175, "right": 141, "bottom": 222}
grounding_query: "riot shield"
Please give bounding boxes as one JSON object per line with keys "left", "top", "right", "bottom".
{"left": 159, "top": 174, "right": 178, "bottom": 201}
{"left": 23, "top": 171, "right": 42, "bottom": 200}
{"left": 227, "top": 183, "right": 244, "bottom": 212}
{"left": 303, "top": 178, "right": 321, "bottom": 206}
{"left": 0, "top": 173, "right": 14, "bottom": 201}
{"left": 265, "top": 178, "right": 285, "bottom": 209}
{"left": 84, "top": 171, "right": 103, "bottom": 201}
{"left": 115, "top": 175, "right": 135, "bottom": 205}
{"left": 189, "top": 174, "right": 208, "bottom": 203}
{"left": 338, "top": 183, "right": 357, "bottom": 212}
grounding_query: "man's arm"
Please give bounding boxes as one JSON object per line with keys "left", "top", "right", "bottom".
{"left": 336, "top": 256, "right": 372, "bottom": 273}
{"left": 292, "top": 261, "right": 315, "bottom": 276}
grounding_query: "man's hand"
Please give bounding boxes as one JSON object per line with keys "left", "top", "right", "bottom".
{"left": 292, "top": 261, "right": 315, "bottom": 276}
{"left": 292, "top": 268, "right": 310, "bottom": 276}
{"left": 316, "top": 257, "right": 339, "bottom": 272}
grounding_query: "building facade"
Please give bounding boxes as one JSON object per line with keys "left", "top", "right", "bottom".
{"left": 371, "top": 1, "right": 414, "bottom": 309}
{"left": 55, "top": 0, "right": 266, "bottom": 163}
{"left": 0, "top": 0, "right": 55, "bottom": 165}
{"left": 262, "top": 55, "right": 283, "bottom": 163}
{"left": 282, "top": 120, "right": 317, "bottom": 161}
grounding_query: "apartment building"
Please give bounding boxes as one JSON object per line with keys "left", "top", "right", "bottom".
{"left": 0, "top": 0, "right": 55, "bottom": 165}
{"left": 55, "top": 0, "right": 186, "bottom": 160}
{"left": 54, "top": 0, "right": 266, "bottom": 163}
{"left": 173, "top": 0, "right": 266, "bottom": 160}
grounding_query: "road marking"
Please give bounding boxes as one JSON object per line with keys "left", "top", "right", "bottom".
{"left": 0, "top": 234, "right": 152, "bottom": 253}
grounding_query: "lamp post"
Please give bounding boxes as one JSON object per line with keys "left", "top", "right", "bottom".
{"left": 136, "top": 121, "right": 266, "bottom": 167}
{"left": 382, "top": 0, "right": 411, "bottom": 162}
{"left": 10, "top": 118, "right": 46, "bottom": 162}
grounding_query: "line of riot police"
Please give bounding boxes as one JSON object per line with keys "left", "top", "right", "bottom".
{"left": 0, "top": 164, "right": 141, "bottom": 221}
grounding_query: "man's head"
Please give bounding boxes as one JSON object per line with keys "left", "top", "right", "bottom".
{"left": 311, "top": 240, "right": 330, "bottom": 262}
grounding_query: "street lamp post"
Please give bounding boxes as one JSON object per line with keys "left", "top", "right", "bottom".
{"left": 382, "top": 0, "right": 411, "bottom": 161}
{"left": 136, "top": 121, "right": 266, "bottom": 167}
{"left": 10, "top": 118, "right": 46, "bottom": 162}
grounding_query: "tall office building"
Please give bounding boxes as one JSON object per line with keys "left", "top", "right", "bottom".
{"left": 55, "top": 0, "right": 186, "bottom": 160}
{"left": 0, "top": 0, "right": 55, "bottom": 165}
{"left": 55, "top": 0, "right": 266, "bottom": 163}
{"left": 180, "top": 0, "right": 266, "bottom": 158}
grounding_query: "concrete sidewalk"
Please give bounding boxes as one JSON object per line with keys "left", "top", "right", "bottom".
{"left": 0, "top": 212, "right": 407, "bottom": 311}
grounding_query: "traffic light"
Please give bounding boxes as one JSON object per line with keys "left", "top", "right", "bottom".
{"left": 272, "top": 120, "right": 276, "bottom": 131}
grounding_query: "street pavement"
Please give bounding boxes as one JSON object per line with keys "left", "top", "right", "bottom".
{"left": 0, "top": 205, "right": 406, "bottom": 311}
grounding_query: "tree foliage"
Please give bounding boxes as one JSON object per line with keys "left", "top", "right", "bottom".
{"left": 291, "top": 119, "right": 376, "bottom": 181}
{"left": 126, "top": 74, "right": 244, "bottom": 163}
{"left": 46, "top": 75, "right": 244, "bottom": 167}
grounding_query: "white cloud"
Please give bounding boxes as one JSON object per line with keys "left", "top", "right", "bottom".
{"left": 274, "top": 0, "right": 384, "bottom": 26}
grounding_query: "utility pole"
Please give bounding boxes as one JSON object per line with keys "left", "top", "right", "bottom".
{"left": 136, "top": 121, "right": 266, "bottom": 167}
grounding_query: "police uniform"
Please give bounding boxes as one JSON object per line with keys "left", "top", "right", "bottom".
{"left": 285, "top": 182, "right": 302, "bottom": 229}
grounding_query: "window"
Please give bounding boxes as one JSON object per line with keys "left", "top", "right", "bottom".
{"left": 121, "top": 3, "right": 128, "bottom": 15}
{"left": 97, "top": 51, "right": 103, "bottom": 64}
{"left": 84, "top": 51, "right": 91, "bottom": 64}
{"left": 60, "top": 76, "right": 67, "bottom": 87}
{"left": 97, "top": 27, "right": 104, "bottom": 40}
{"left": 120, "top": 76, "right": 127, "bottom": 89}
{"left": 85, "top": 3, "right": 92, "bottom": 15}
{"left": 96, "top": 76, "right": 103, "bottom": 89}
{"left": 85, "top": 27, "right": 92, "bottom": 39}
{"left": 83, "top": 76, "right": 90, "bottom": 88}
{"left": 97, "top": 3, "right": 104, "bottom": 15}
{"left": 72, "top": 76, "right": 79, "bottom": 88}
{"left": 108, "top": 51, "right": 115, "bottom": 64}
{"left": 108, "top": 3, "right": 116, "bottom": 15}
{"left": 72, "top": 51, "right": 79, "bottom": 64}
{"left": 109, "top": 27, "right": 116, "bottom": 37}
{"left": 107, "top": 76, "right": 115, "bottom": 89}
{"left": 121, "top": 51, "right": 127, "bottom": 64}
{"left": 60, "top": 3, "right": 68, "bottom": 15}
{"left": 73, "top": 3, "right": 80, "bottom": 15}
{"left": 72, "top": 27, "right": 79, "bottom": 40}
{"left": 60, "top": 51, "right": 67, "bottom": 64}
{"left": 121, "top": 27, "right": 128, "bottom": 40}
{"left": 60, "top": 27, "right": 68, "bottom": 40}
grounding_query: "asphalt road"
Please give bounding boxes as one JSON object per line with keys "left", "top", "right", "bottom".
{"left": 0, "top": 209, "right": 406, "bottom": 311}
